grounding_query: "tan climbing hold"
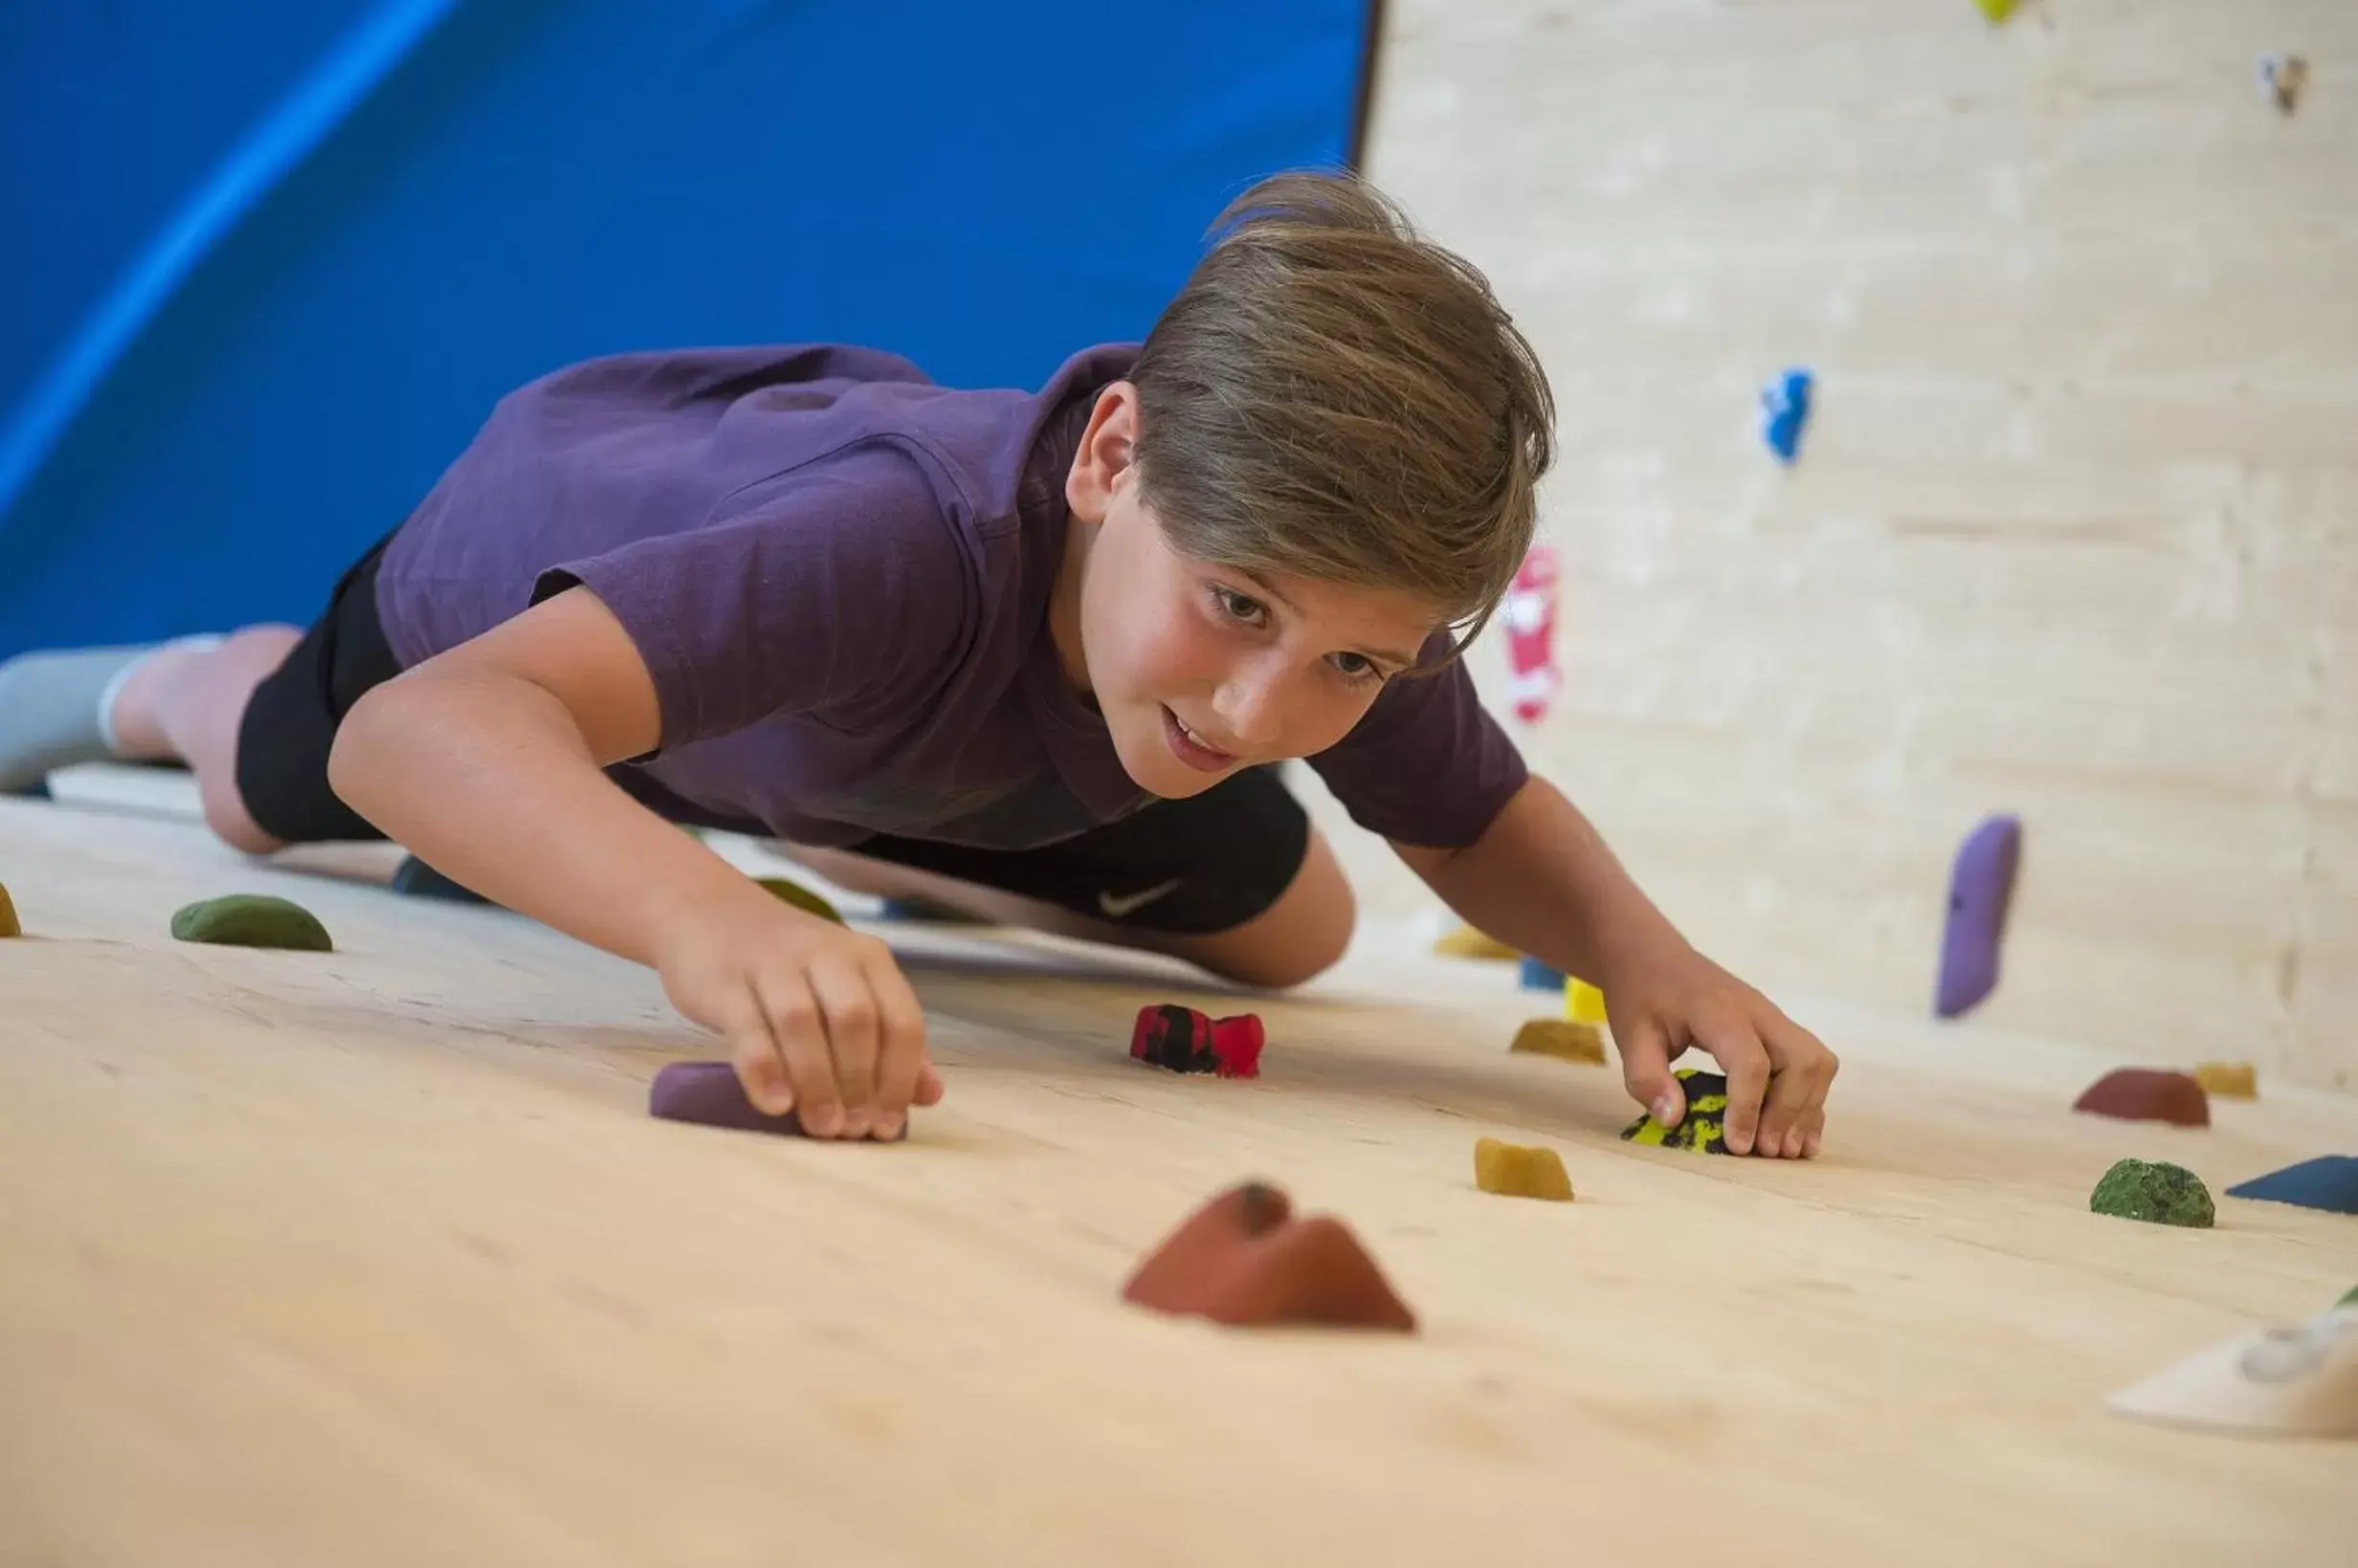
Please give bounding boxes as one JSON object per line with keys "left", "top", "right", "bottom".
{"left": 1509, "top": 1018, "right": 1606, "bottom": 1066}
{"left": 1433, "top": 923, "right": 1517, "bottom": 961}
{"left": 2192, "top": 1061, "right": 2257, "bottom": 1099}
{"left": 1474, "top": 1137, "right": 1573, "bottom": 1202}
{"left": 0, "top": 881, "right": 18, "bottom": 939}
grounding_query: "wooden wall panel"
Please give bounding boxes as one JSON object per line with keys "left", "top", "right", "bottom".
{"left": 1321, "top": 0, "right": 2358, "bottom": 1089}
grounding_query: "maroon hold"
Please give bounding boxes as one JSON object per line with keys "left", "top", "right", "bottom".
{"left": 1122, "top": 1181, "right": 1416, "bottom": 1332}
{"left": 2072, "top": 1068, "right": 2210, "bottom": 1128}
{"left": 648, "top": 1060, "right": 908, "bottom": 1141}
{"left": 1129, "top": 1005, "right": 1264, "bottom": 1078}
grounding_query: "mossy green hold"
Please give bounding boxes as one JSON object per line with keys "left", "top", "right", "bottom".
{"left": 2089, "top": 1158, "right": 2213, "bottom": 1228}
{"left": 755, "top": 876, "right": 843, "bottom": 924}
{"left": 170, "top": 894, "right": 334, "bottom": 952}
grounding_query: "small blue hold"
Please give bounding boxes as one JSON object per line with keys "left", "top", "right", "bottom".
{"left": 1519, "top": 956, "right": 1567, "bottom": 992}
{"left": 2225, "top": 1156, "right": 2358, "bottom": 1216}
{"left": 1761, "top": 366, "right": 1813, "bottom": 464}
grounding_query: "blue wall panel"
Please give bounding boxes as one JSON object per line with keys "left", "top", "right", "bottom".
{"left": 0, "top": 0, "right": 1370, "bottom": 654}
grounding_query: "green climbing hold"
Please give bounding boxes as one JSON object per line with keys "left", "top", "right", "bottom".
{"left": 0, "top": 880, "right": 19, "bottom": 939}
{"left": 755, "top": 876, "right": 843, "bottom": 924}
{"left": 170, "top": 894, "right": 334, "bottom": 952}
{"left": 2089, "top": 1159, "right": 2214, "bottom": 1228}
{"left": 2339, "top": 1284, "right": 2358, "bottom": 1310}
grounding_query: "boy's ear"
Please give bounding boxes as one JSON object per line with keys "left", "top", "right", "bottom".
{"left": 1065, "top": 382, "right": 1142, "bottom": 523}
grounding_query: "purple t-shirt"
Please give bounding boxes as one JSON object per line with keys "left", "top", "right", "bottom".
{"left": 375, "top": 343, "right": 1527, "bottom": 850}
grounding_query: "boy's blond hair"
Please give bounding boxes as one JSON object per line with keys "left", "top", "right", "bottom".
{"left": 1130, "top": 170, "right": 1555, "bottom": 657}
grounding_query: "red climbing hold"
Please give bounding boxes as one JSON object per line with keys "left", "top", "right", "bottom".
{"left": 1122, "top": 1182, "right": 1416, "bottom": 1332}
{"left": 1130, "top": 1004, "right": 1264, "bottom": 1078}
{"left": 2073, "top": 1068, "right": 2210, "bottom": 1129}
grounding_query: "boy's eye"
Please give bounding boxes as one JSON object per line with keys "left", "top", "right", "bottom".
{"left": 1212, "top": 585, "right": 1266, "bottom": 625}
{"left": 1327, "top": 651, "right": 1386, "bottom": 683}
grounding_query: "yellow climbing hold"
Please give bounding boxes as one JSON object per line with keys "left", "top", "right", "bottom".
{"left": 2192, "top": 1061, "right": 2256, "bottom": 1099}
{"left": 1474, "top": 1137, "right": 1574, "bottom": 1202}
{"left": 1564, "top": 979, "right": 1608, "bottom": 1026}
{"left": 755, "top": 875, "right": 844, "bottom": 924}
{"left": 1433, "top": 923, "right": 1517, "bottom": 961}
{"left": 1972, "top": 0, "right": 2021, "bottom": 22}
{"left": 0, "top": 881, "right": 19, "bottom": 939}
{"left": 1510, "top": 1018, "right": 1606, "bottom": 1066}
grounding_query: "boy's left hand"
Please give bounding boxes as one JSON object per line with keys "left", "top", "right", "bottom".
{"left": 1604, "top": 942, "right": 1838, "bottom": 1158}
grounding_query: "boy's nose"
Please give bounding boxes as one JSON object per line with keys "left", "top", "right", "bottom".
{"left": 1212, "top": 667, "right": 1286, "bottom": 750}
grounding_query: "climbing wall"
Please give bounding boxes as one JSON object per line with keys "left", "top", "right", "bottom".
{"left": 1314, "top": 0, "right": 2358, "bottom": 1091}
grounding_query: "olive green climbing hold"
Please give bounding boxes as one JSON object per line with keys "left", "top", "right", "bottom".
{"left": 170, "top": 894, "right": 334, "bottom": 952}
{"left": 755, "top": 875, "right": 843, "bottom": 924}
{"left": 0, "top": 881, "right": 19, "bottom": 939}
{"left": 2089, "top": 1158, "right": 2214, "bottom": 1228}
{"left": 2339, "top": 1284, "right": 2358, "bottom": 1310}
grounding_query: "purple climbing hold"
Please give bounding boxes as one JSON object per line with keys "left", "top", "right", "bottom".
{"left": 648, "top": 1060, "right": 907, "bottom": 1142}
{"left": 1936, "top": 812, "right": 2021, "bottom": 1018}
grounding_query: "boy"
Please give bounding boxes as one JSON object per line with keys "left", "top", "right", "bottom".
{"left": 0, "top": 173, "right": 1837, "bottom": 1147}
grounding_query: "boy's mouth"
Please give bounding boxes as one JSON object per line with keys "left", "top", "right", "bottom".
{"left": 1160, "top": 705, "right": 1237, "bottom": 773}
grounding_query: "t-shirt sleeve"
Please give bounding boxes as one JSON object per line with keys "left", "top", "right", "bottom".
{"left": 531, "top": 448, "right": 975, "bottom": 749}
{"left": 1305, "top": 646, "right": 1529, "bottom": 849}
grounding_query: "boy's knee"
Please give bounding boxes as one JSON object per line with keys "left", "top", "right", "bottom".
{"left": 1194, "top": 863, "right": 1356, "bottom": 989}
{"left": 198, "top": 778, "right": 282, "bottom": 857}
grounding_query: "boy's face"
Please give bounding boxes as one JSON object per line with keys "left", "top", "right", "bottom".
{"left": 1058, "top": 385, "right": 1443, "bottom": 799}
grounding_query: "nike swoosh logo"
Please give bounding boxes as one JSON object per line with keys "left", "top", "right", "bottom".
{"left": 1097, "top": 878, "right": 1184, "bottom": 918}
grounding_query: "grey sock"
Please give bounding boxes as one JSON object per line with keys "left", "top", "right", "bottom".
{"left": 0, "top": 644, "right": 167, "bottom": 792}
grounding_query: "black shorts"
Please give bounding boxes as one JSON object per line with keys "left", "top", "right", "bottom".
{"left": 235, "top": 540, "right": 1310, "bottom": 937}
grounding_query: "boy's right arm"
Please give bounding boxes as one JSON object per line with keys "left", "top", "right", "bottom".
{"left": 326, "top": 585, "right": 939, "bottom": 1140}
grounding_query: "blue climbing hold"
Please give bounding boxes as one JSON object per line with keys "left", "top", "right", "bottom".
{"left": 1761, "top": 367, "right": 1813, "bottom": 464}
{"left": 1518, "top": 956, "right": 1567, "bottom": 992}
{"left": 2225, "top": 1156, "right": 2358, "bottom": 1216}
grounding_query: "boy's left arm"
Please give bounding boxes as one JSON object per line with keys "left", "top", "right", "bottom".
{"left": 1391, "top": 776, "right": 1838, "bottom": 1159}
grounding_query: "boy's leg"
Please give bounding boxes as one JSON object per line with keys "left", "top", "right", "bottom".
{"left": 108, "top": 628, "right": 304, "bottom": 852}
{"left": 2, "top": 534, "right": 401, "bottom": 855}
{"left": 782, "top": 768, "right": 1356, "bottom": 990}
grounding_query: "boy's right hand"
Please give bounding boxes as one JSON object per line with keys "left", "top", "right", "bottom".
{"left": 653, "top": 900, "right": 943, "bottom": 1140}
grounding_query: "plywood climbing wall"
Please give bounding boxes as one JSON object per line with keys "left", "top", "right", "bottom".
{"left": 1320, "top": 0, "right": 2358, "bottom": 1091}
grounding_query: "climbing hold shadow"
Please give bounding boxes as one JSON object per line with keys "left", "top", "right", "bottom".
{"left": 1936, "top": 812, "right": 2020, "bottom": 1018}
